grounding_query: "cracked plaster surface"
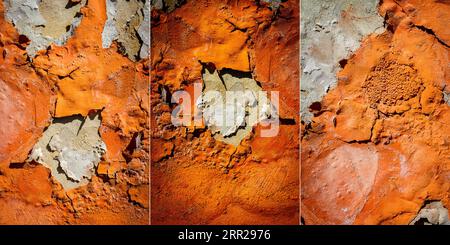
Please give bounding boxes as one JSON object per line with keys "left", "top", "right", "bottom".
{"left": 3, "top": 0, "right": 86, "bottom": 57}
{"left": 29, "top": 113, "right": 106, "bottom": 190}
{"left": 102, "top": 0, "right": 148, "bottom": 61}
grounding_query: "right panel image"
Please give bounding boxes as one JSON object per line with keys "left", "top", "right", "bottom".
{"left": 301, "top": 0, "right": 450, "bottom": 225}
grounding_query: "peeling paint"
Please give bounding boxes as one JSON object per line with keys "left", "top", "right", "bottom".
{"left": 197, "top": 67, "right": 276, "bottom": 146}
{"left": 443, "top": 91, "right": 450, "bottom": 106}
{"left": 28, "top": 113, "right": 106, "bottom": 190}
{"left": 3, "top": 0, "right": 86, "bottom": 57}
{"left": 138, "top": 0, "right": 150, "bottom": 59}
{"left": 102, "top": 0, "right": 147, "bottom": 61}
{"left": 300, "top": 0, "right": 384, "bottom": 123}
{"left": 410, "top": 201, "right": 450, "bottom": 225}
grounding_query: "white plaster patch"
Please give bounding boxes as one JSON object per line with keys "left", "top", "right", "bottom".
{"left": 410, "top": 201, "right": 450, "bottom": 225}
{"left": 28, "top": 113, "right": 106, "bottom": 190}
{"left": 102, "top": 0, "right": 147, "bottom": 61}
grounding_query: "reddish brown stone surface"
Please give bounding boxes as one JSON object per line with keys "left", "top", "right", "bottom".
{"left": 0, "top": 1, "right": 149, "bottom": 224}
{"left": 302, "top": 0, "right": 450, "bottom": 224}
{"left": 151, "top": 0, "right": 299, "bottom": 224}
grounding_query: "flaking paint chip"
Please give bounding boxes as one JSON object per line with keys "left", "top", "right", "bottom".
{"left": 29, "top": 112, "right": 106, "bottom": 190}
{"left": 196, "top": 67, "right": 276, "bottom": 146}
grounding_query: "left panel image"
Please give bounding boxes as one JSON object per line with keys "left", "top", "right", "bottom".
{"left": 0, "top": 0, "right": 150, "bottom": 224}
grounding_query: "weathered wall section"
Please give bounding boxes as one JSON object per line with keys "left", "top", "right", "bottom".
{"left": 0, "top": 0, "right": 149, "bottom": 224}
{"left": 151, "top": 0, "right": 299, "bottom": 225}
{"left": 302, "top": 0, "right": 450, "bottom": 225}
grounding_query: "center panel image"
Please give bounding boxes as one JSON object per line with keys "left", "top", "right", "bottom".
{"left": 150, "top": 0, "right": 300, "bottom": 225}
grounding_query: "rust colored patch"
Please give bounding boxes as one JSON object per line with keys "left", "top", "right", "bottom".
{"left": 363, "top": 56, "right": 423, "bottom": 106}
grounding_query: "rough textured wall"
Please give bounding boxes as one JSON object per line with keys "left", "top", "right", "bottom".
{"left": 302, "top": 0, "right": 450, "bottom": 225}
{"left": 2, "top": 0, "right": 447, "bottom": 226}
{"left": 0, "top": 0, "right": 149, "bottom": 224}
{"left": 300, "top": 0, "right": 384, "bottom": 123}
{"left": 151, "top": 0, "right": 299, "bottom": 224}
